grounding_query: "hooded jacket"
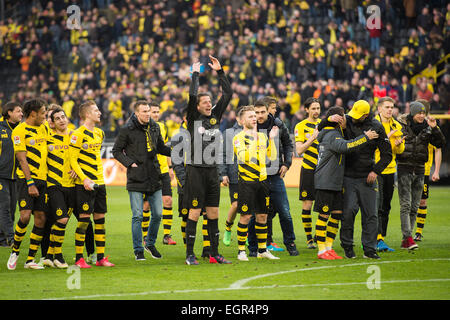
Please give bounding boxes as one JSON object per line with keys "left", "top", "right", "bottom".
{"left": 396, "top": 114, "right": 445, "bottom": 174}
{"left": 315, "top": 126, "right": 370, "bottom": 191}
{"left": 112, "top": 114, "right": 171, "bottom": 193}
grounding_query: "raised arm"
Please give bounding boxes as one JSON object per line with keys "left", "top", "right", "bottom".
{"left": 186, "top": 62, "right": 201, "bottom": 124}
{"left": 209, "top": 55, "right": 232, "bottom": 119}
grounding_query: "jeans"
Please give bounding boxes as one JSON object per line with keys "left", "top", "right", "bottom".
{"left": 129, "top": 189, "right": 162, "bottom": 253}
{"left": 397, "top": 170, "right": 424, "bottom": 239}
{"left": 248, "top": 175, "right": 296, "bottom": 252}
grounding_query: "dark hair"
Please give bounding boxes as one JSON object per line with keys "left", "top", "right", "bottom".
{"left": 325, "top": 106, "right": 345, "bottom": 128}
{"left": 149, "top": 101, "right": 160, "bottom": 109}
{"left": 49, "top": 107, "right": 65, "bottom": 122}
{"left": 304, "top": 97, "right": 320, "bottom": 109}
{"left": 263, "top": 96, "right": 277, "bottom": 106}
{"left": 197, "top": 93, "right": 212, "bottom": 105}
{"left": 2, "top": 101, "right": 22, "bottom": 119}
{"left": 254, "top": 98, "right": 267, "bottom": 109}
{"left": 23, "top": 98, "right": 47, "bottom": 118}
{"left": 134, "top": 100, "right": 150, "bottom": 112}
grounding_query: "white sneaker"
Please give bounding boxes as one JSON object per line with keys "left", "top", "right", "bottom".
{"left": 24, "top": 260, "right": 45, "bottom": 269}
{"left": 42, "top": 258, "right": 55, "bottom": 268}
{"left": 7, "top": 252, "right": 19, "bottom": 270}
{"left": 237, "top": 250, "right": 249, "bottom": 261}
{"left": 257, "top": 250, "right": 280, "bottom": 260}
{"left": 53, "top": 259, "right": 69, "bottom": 269}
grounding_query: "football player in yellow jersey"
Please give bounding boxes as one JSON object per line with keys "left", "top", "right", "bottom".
{"left": 41, "top": 107, "right": 77, "bottom": 268}
{"left": 414, "top": 99, "right": 442, "bottom": 242}
{"left": 233, "top": 106, "right": 279, "bottom": 261}
{"left": 148, "top": 102, "right": 176, "bottom": 245}
{"left": 374, "top": 97, "right": 405, "bottom": 252}
{"left": 69, "top": 100, "right": 114, "bottom": 268}
{"left": 7, "top": 98, "right": 49, "bottom": 270}
{"left": 294, "top": 97, "right": 321, "bottom": 249}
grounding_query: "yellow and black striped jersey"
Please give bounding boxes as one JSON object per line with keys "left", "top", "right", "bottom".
{"left": 69, "top": 125, "right": 105, "bottom": 185}
{"left": 12, "top": 122, "right": 48, "bottom": 180}
{"left": 47, "top": 131, "right": 74, "bottom": 187}
{"left": 157, "top": 121, "right": 169, "bottom": 174}
{"left": 233, "top": 131, "right": 277, "bottom": 182}
{"left": 294, "top": 118, "right": 321, "bottom": 170}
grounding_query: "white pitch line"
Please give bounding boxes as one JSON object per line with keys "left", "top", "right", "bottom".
{"left": 42, "top": 258, "right": 450, "bottom": 300}
{"left": 229, "top": 258, "right": 450, "bottom": 289}
{"left": 43, "top": 278, "right": 450, "bottom": 300}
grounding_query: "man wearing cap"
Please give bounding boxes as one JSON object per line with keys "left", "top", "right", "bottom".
{"left": 396, "top": 101, "right": 445, "bottom": 250}
{"left": 321, "top": 100, "right": 392, "bottom": 259}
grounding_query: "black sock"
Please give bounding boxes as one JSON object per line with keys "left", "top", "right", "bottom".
{"left": 185, "top": 219, "right": 197, "bottom": 257}
{"left": 207, "top": 218, "right": 219, "bottom": 257}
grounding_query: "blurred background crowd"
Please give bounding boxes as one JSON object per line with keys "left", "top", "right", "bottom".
{"left": 0, "top": 0, "right": 449, "bottom": 140}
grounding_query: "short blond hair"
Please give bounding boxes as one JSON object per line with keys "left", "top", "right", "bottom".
{"left": 237, "top": 105, "right": 255, "bottom": 118}
{"left": 79, "top": 100, "right": 97, "bottom": 120}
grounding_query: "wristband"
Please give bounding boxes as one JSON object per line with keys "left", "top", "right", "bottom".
{"left": 27, "top": 179, "right": 35, "bottom": 187}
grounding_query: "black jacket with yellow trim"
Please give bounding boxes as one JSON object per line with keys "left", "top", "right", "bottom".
{"left": 315, "top": 126, "right": 370, "bottom": 191}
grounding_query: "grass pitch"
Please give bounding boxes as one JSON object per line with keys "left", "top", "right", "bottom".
{"left": 1, "top": 186, "right": 449, "bottom": 301}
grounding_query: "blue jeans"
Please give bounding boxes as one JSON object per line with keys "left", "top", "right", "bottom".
{"left": 129, "top": 190, "right": 162, "bottom": 253}
{"left": 248, "top": 175, "right": 296, "bottom": 251}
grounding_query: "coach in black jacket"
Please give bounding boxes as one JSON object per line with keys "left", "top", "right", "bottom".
{"left": 112, "top": 101, "right": 171, "bottom": 260}
{"left": 0, "top": 102, "right": 23, "bottom": 247}
{"left": 321, "top": 100, "right": 392, "bottom": 259}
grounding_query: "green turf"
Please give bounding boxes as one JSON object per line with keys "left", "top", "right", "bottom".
{"left": 1, "top": 186, "right": 449, "bottom": 300}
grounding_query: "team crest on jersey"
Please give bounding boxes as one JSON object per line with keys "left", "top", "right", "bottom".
{"left": 0, "top": 183, "right": 2, "bottom": 191}
{"left": 197, "top": 126, "right": 205, "bottom": 134}
{"left": 181, "top": 208, "right": 188, "bottom": 215}
{"left": 29, "top": 139, "right": 35, "bottom": 145}
{"left": 233, "top": 192, "right": 238, "bottom": 199}
{"left": 302, "top": 191, "right": 308, "bottom": 197}
{"left": 82, "top": 203, "right": 89, "bottom": 211}
{"left": 192, "top": 199, "right": 198, "bottom": 207}
{"left": 210, "top": 118, "right": 217, "bottom": 125}
{"left": 20, "top": 200, "right": 26, "bottom": 207}
{"left": 56, "top": 208, "right": 63, "bottom": 216}
{"left": 70, "top": 135, "right": 78, "bottom": 144}
{"left": 241, "top": 204, "right": 248, "bottom": 212}
{"left": 82, "top": 143, "right": 89, "bottom": 150}
{"left": 48, "top": 145, "right": 54, "bottom": 151}
{"left": 13, "top": 136, "right": 21, "bottom": 145}
{"left": 322, "top": 205, "right": 329, "bottom": 213}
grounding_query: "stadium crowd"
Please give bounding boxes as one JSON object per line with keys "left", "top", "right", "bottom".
{"left": 0, "top": 0, "right": 449, "bottom": 139}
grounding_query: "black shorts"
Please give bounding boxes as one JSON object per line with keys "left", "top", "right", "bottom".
{"left": 161, "top": 172, "right": 173, "bottom": 197}
{"left": 47, "top": 185, "right": 76, "bottom": 220}
{"left": 314, "top": 189, "right": 344, "bottom": 214}
{"left": 17, "top": 178, "right": 48, "bottom": 212}
{"left": 76, "top": 184, "right": 107, "bottom": 215}
{"left": 184, "top": 165, "right": 220, "bottom": 209}
{"left": 228, "top": 183, "right": 239, "bottom": 204}
{"left": 238, "top": 180, "right": 270, "bottom": 215}
{"left": 421, "top": 175, "right": 429, "bottom": 200}
{"left": 177, "top": 192, "right": 188, "bottom": 217}
{"left": 299, "top": 167, "right": 315, "bottom": 201}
